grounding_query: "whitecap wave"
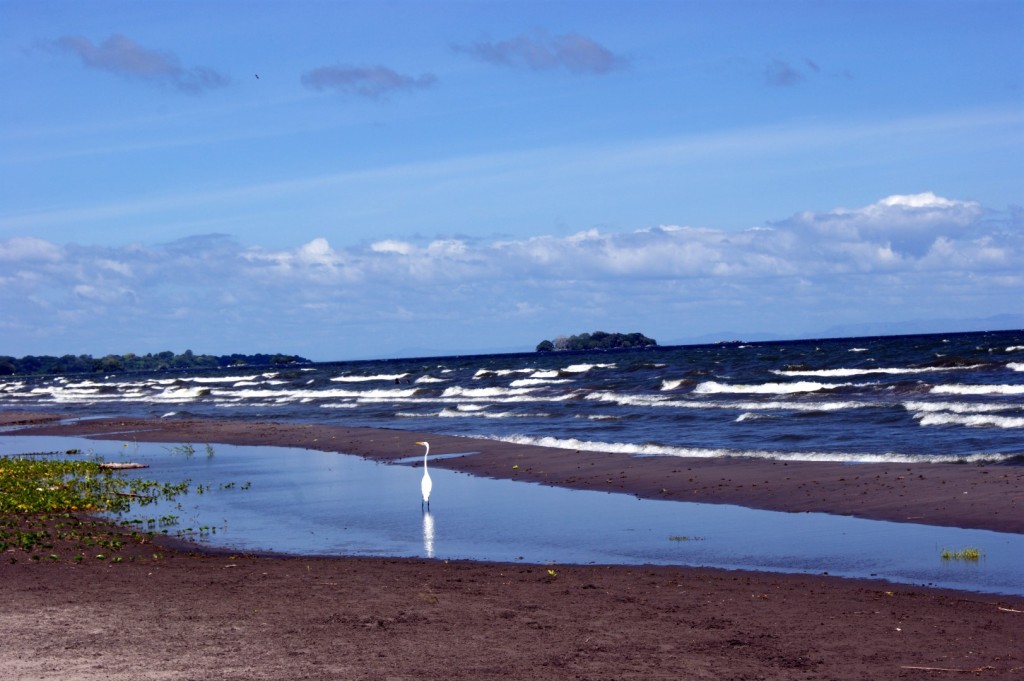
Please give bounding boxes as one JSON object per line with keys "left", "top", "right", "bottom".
{"left": 331, "top": 373, "right": 410, "bottom": 382}
{"left": 915, "top": 412, "right": 1024, "bottom": 428}
{"left": 473, "top": 368, "right": 533, "bottom": 379}
{"left": 442, "top": 386, "right": 538, "bottom": 398}
{"left": 694, "top": 380, "right": 851, "bottom": 395}
{"left": 903, "top": 400, "right": 1015, "bottom": 414}
{"left": 510, "top": 378, "right": 573, "bottom": 387}
{"left": 188, "top": 375, "right": 260, "bottom": 384}
{"left": 735, "top": 412, "right": 773, "bottom": 422}
{"left": 931, "top": 384, "right": 1024, "bottom": 396}
{"left": 773, "top": 366, "right": 974, "bottom": 378}
{"left": 1008, "top": 363, "right": 1024, "bottom": 372}
{"left": 437, "top": 407, "right": 546, "bottom": 419}
{"left": 586, "top": 391, "right": 672, "bottom": 407}
{"left": 562, "top": 363, "right": 616, "bottom": 373}
{"left": 485, "top": 434, "right": 1015, "bottom": 464}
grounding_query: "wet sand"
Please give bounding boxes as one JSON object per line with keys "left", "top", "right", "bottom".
{"left": 2, "top": 412, "right": 1022, "bottom": 679}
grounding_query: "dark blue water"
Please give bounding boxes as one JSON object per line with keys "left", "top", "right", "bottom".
{"left": 3, "top": 330, "right": 1023, "bottom": 464}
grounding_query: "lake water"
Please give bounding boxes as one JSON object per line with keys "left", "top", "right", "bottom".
{"left": 4, "top": 329, "right": 1023, "bottom": 466}
{"left": 3, "top": 433, "right": 1021, "bottom": 596}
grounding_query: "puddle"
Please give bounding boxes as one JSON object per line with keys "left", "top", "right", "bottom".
{"left": 2, "top": 434, "right": 1021, "bottom": 596}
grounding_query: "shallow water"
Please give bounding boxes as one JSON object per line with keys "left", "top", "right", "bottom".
{"left": 2, "top": 434, "right": 1021, "bottom": 596}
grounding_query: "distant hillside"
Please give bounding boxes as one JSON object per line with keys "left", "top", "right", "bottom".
{"left": 536, "top": 331, "right": 657, "bottom": 352}
{"left": 0, "top": 350, "right": 310, "bottom": 376}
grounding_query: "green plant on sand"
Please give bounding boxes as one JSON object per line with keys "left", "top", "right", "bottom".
{"left": 0, "top": 454, "right": 190, "bottom": 563}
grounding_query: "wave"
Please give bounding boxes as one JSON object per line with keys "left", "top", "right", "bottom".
{"left": 331, "top": 373, "right": 409, "bottom": 382}
{"left": 659, "top": 379, "right": 688, "bottom": 391}
{"left": 1009, "top": 363, "right": 1024, "bottom": 372}
{"left": 586, "top": 391, "right": 672, "bottom": 407}
{"left": 561, "top": 363, "right": 616, "bottom": 373}
{"left": 509, "top": 378, "right": 574, "bottom": 387}
{"left": 473, "top": 368, "right": 534, "bottom": 379}
{"left": 915, "top": 413, "right": 1024, "bottom": 428}
{"left": 435, "top": 407, "right": 547, "bottom": 419}
{"left": 486, "top": 434, "right": 1015, "bottom": 464}
{"left": 414, "top": 375, "right": 448, "bottom": 384}
{"left": 441, "top": 386, "right": 538, "bottom": 398}
{"left": 226, "top": 387, "right": 420, "bottom": 402}
{"left": 931, "top": 384, "right": 1024, "bottom": 396}
{"left": 903, "top": 400, "right": 1017, "bottom": 414}
{"left": 1007, "top": 346, "right": 1024, "bottom": 352}
{"left": 772, "top": 366, "right": 973, "bottom": 378}
{"left": 573, "top": 391, "right": 873, "bottom": 413}
{"left": 735, "top": 412, "right": 775, "bottom": 422}
{"left": 693, "top": 380, "right": 851, "bottom": 395}
{"left": 187, "top": 374, "right": 272, "bottom": 384}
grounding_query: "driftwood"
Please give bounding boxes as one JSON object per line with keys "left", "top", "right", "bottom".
{"left": 114, "top": 491, "right": 154, "bottom": 500}
{"left": 97, "top": 462, "right": 148, "bottom": 470}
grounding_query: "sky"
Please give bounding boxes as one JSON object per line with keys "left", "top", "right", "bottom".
{"left": 1, "top": 0, "right": 1022, "bottom": 361}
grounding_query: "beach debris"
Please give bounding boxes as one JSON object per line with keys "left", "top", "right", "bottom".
{"left": 98, "top": 462, "right": 148, "bottom": 470}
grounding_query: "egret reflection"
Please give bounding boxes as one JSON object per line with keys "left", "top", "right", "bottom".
{"left": 422, "top": 510, "right": 435, "bottom": 557}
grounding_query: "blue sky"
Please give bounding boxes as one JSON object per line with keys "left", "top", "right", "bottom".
{"left": 1, "top": 1, "right": 1022, "bottom": 360}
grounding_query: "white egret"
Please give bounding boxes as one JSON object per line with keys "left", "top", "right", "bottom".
{"left": 416, "top": 441, "right": 432, "bottom": 510}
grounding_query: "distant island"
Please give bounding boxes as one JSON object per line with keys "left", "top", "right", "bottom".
{"left": 0, "top": 350, "right": 310, "bottom": 376}
{"left": 536, "top": 331, "right": 658, "bottom": 352}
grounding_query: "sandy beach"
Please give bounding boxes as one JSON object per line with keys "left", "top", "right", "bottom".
{"left": 2, "top": 412, "right": 1022, "bottom": 679}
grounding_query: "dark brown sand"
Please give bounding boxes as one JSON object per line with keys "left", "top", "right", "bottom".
{"left": 2, "top": 412, "right": 1022, "bottom": 680}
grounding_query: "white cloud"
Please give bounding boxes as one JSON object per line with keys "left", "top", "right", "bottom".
{"left": 777, "top": 192, "right": 988, "bottom": 257}
{"left": 0, "top": 236, "right": 62, "bottom": 261}
{"left": 1, "top": 194, "right": 1019, "bottom": 357}
{"left": 370, "top": 240, "right": 414, "bottom": 255}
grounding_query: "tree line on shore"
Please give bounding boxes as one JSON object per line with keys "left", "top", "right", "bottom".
{"left": 0, "top": 350, "right": 310, "bottom": 376}
{"left": 536, "top": 331, "right": 657, "bottom": 352}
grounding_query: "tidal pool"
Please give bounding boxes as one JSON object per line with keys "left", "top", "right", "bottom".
{"left": 3, "top": 434, "right": 1022, "bottom": 596}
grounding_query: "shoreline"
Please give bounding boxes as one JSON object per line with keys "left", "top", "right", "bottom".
{"left": 4, "top": 412, "right": 1022, "bottom": 533}
{"left": 3, "top": 411, "right": 1023, "bottom": 679}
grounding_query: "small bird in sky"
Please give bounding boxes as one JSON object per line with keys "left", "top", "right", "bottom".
{"left": 255, "top": 73, "right": 260, "bottom": 79}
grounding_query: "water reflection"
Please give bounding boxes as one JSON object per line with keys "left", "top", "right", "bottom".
{"left": 423, "top": 510, "right": 435, "bottom": 558}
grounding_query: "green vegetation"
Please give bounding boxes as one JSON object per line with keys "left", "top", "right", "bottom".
{"left": 0, "top": 349, "right": 310, "bottom": 376}
{"left": 0, "top": 453, "right": 190, "bottom": 562}
{"left": 536, "top": 331, "right": 658, "bottom": 352}
{"left": 940, "top": 547, "right": 982, "bottom": 561}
